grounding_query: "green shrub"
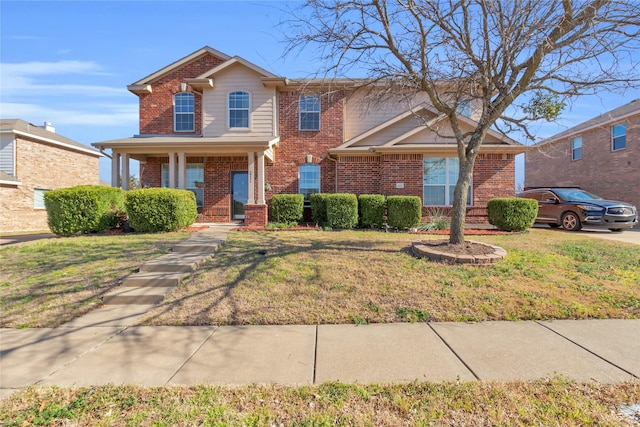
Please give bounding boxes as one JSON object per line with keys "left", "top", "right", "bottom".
{"left": 326, "top": 193, "right": 359, "bottom": 229}
{"left": 271, "top": 194, "right": 304, "bottom": 224}
{"left": 387, "top": 196, "right": 422, "bottom": 229}
{"left": 44, "top": 185, "right": 126, "bottom": 236}
{"left": 487, "top": 197, "right": 538, "bottom": 232}
{"left": 310, "top": 193, "right": 330, "bottom": 225}
{"left": 358, "top": 194, "right": 386, "bottom": 228}
{"left": 125, "top": 188, "right": 197, "bottom": 232}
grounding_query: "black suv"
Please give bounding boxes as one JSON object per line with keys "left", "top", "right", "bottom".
{"left": 517, "top": 188, "right": 638, "bottom": 232}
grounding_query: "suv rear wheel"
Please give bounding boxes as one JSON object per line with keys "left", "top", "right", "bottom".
{"left": 562, "top": 212, "right": 582, "bottom": 231}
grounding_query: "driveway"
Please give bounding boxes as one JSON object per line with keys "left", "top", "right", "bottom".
{"left": 575, "top": 227, "right": 640, "bottom": 245}
{"left": 0, "top": 233, "right": 57, "bottom": 246}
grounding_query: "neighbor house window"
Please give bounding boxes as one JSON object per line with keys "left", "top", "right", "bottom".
{"left": 423, "top": 157, "right": 471, "bottom": 206}
{"left": 298, "top": 163, "right": 320, "bottom": 204}
{"left": 34, "top": 188, "right": 48, "bottom": 209}
{"left": 174, "top": 93, "right": 195, "bottom": 132}
{"left": 228, "top": 91, "right": 250, "bottom": 128}
{"left": 457, "top": 99, "right": 471, "bottom": 117}
{"left": 612, "top": 123, "right": 626, "bottom": 151}
{"left": 162, "top": 163, "right": 204, "bottom": 207}
{"left": 571, "top": 136, "right": 582, "bottom": 160}
{"left": 299, "top": 95, "right": 320, "bottom": 130}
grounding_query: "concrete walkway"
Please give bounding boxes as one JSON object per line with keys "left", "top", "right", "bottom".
{"left": 2, "top": 225, "right": 639, "bottom": 400}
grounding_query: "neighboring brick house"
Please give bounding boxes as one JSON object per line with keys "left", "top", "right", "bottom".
{"left": 0, "top": 119, "right": 103, "bottom": 233}
{"left": 94, "top": 46, "right": 524, "bottom": 226}
{"left": 525, "top": 99, "right": 639, "bottom": 210}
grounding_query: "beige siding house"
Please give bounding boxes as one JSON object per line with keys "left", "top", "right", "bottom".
{"left": 525, "top": 99, "right": 640, "bottom": 210}
{"left": 0, "top": 119, "right": 103, "bottom": 233}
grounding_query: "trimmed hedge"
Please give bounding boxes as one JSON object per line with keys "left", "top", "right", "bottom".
{"left": 326, "top": 193, "right": 359, "bottom": 229}
{"left": 487, "top": 197, "right": 538, "bottom": 232}
{"left": 125, "top": 188, "right": 197, "bottom": 232}
{"left": 44, "top": 185, "right": 126, "bottom": 236}
{"left": 310, "top": 193, "right": 330, "bottom": 225}
{"left": 358, "top": 194, "right": 386, "bottom": 228}
{"left": 387, "top": 196, "right": 422, "bottom": 229}
{"left": 271, "top": 194, "right": 304, "bottom": 224}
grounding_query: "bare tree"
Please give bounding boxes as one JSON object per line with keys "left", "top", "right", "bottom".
{"left": 285, "top": 0, "right": 640, "bottom": 244}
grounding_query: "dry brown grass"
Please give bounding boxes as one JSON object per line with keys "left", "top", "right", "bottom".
{"left": 2, "top": 378, "right": 639, "bottom": 426}
{"left": 140, "top": 228, "right": 640, "bottom": 326}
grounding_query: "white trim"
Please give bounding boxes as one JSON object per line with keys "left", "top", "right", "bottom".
{"left": 227, "top": 90, "right": 251, "bottom": 130}
{"left": 422, "top": 156, "right": 473, "bottom": 207}
{"left": 299, "top": 94, "right": 321, "bottom": 131}
{"left": 0, "top": 178, "right": 21, "bottom": 185}
{"left": 0, "top": 129, "right": 103, "bottom": 157}
{"left": 173, "top": 92, "right": 195, "bottom": 133}
{"left": 611, "top": 122, "right": 627, "bottom": 152}
{"left": 537, "top": 110, "right": 639, "bottom": 146}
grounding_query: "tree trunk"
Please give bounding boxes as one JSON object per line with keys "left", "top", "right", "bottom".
{"left": 449, "top": 150, "right": 478, "bottom": 245}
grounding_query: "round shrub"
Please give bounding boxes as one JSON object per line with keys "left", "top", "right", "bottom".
{"left": 358, "top": 194, "right": 386, "bottom": 228}
{"left": 487, "top": 197, "right": 538, "bottom": 232}
{"left": 387, "top": 196, "right": 422, "bottom": 229}
{"left": 326, "top": 193, "right": 359, "bottom": 229}
{"left": 125, "top": 188, "right": 197, "bottom": 232}
{"left": 271, "top": 194, "right": 304, "bottom": 224}
{"left": 310, "top": 193, "right": 330, "bottom": 225}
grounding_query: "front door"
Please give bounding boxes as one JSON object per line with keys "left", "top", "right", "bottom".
{"left": 231, "top": 171, "right": 248, "bottom": 220}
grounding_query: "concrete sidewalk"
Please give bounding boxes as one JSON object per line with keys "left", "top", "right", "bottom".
{"left": 2, "top": 320, "right": 638, "bottom": 399}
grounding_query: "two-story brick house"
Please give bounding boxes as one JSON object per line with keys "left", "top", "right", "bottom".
{"left": 525, "top": 99, "right": 639, "bottom": 210}
{"left": 1, "top": 119, "right": 103, "bottom": 233}
{"left": 93, "top": 46, "right": 525, "bottom": 226}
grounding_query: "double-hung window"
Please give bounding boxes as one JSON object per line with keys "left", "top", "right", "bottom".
{"left": 423, "top": 157, "right": 471, "bottom": 206}
{"left": 174, "top": 93, "right": 194, "bottom": 132}
{"left": 611, "top": 123, "right": 626, "bottom": 151}
{"left": 298, "top": 163, "right": 320, "bottom": 204}
{"left": 299, "top": 95, "right": 320, "bottom": 130}
{"left": 34, "top": 189, "right": 48, "bottom": 209}
{"left": 229, "top": 91, "right": 250, "bottom": 128}
{"left": 571, "top": 136, "right": 582, "bottom": 160}
{"left": 162, "top": 163, "right": 204, "bottom": 207}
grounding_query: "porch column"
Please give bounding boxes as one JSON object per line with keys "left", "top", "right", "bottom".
{"left": 168, "top": 152, "right": 176, "bottom": 188}
{"left": 111, "top": 151, "right": 120, "bottom": 188}
{"left": 247, "top": 151, "right": 255, "bottom": 205}
{"left": 178, "top": 152, "right": 186, "bottom": 189}
{"left": 121, "top": 153, "right": 130, "bottom": 190}
{"left": 257, "top": 151, "right": 265, "bottom": 204}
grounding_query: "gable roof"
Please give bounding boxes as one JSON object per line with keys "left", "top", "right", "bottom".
{"left": 331, "top": 105, "right": 523, "bottom": 155}
{"left": 194, "top": 56, "right": 279, "bottom": 80}
{"left": 129, "top": 46, "right": 232, "bottom": 87}
{"left": 0, "top": 119, "right": 102, "bottom": 157}
{"left": 536, "top": 98, "right": 640, "bottom": 145}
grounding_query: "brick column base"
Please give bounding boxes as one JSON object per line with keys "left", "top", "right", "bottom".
{"left": 244, "top": 204, "right": 268, "bottom": 227}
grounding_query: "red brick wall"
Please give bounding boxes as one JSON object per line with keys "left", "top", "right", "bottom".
{"left": 381, "top": 154, "right": 424, "bottom": 196}
{"left": 525, "top": 113, "right": 639, "bottom": 209}
{"left": 336, "top": 156, "right": 380, "bottom": 194}
{"left": 0, "top": 136, "right": 100, "bottom": 232}
{"left": 138, "top": 53, "right": 225, "bottom": 135}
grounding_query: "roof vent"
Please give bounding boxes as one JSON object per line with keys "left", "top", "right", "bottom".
{"left": 42, "top": 122, "right": 55, "bottom": 133}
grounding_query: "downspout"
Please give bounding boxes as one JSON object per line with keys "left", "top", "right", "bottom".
{"left": 98, "top": 147, "right": 112, "bottom": 159}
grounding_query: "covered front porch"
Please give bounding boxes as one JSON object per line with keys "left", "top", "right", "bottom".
{"left": 93, "top": 136, "right": 279, "bottom": 226}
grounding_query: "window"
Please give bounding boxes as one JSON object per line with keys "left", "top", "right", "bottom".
{"left": 571, "top": 136, "right": 582, "bottom": 160}
{"left": 162, "top": 163, "right": 204, "bottom": 207}
{"left": 34, "top": 188, "right": 48, "bottom": 209}
{"left": 612, "top": 123, "right": 626, "bottom": 151}
{"left": 174, "top": 93, "right": 194, "bottom": 132}
{"left": 299, "top": 95, "right": 320, "bottom": 130}
{"left": 423, "top": 157, "right": 471, "bottom": 206}
{"left": 298, "top": 163, "right": 320, "bottom": 204}
{"left": 457, "top": 99, "right": 471, "bottom": 117}
{"left": 228, "top": 91, "right": 250, "bottom": 128}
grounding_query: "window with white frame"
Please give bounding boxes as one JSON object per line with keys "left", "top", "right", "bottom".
{"left": 34, "top": 188, "right": 48, "bottom": 209}
{"left": 571, "top": 136, "right": 582, "bottom": 160}
{"left": 174, "top": 93, "right": 195, "bottom": 132}
{"left": 611, "top": 123, "right": 626, "bottom": 151}
{"left": 298, "top": 163, "right": 320, "bottom": 204}
{"left": 299, "top": 95, "right": 320, "bottom": 130}
{"left": 162, "top": 163, "right": 204, "bottom": 207}
{"left": 423, "top": 157, "right": 472, "bottom": 206}
{"left": 228, "top": 91, "right": 250, "bottom": 128}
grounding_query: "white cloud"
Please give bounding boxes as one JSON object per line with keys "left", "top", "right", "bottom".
{"left": 2, "top": 102, "right": 138, "bottom": 127}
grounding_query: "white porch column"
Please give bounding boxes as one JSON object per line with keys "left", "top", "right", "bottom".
{"left": 247, "top": 151, "right": 255, "bottom": 205}
{"left": 178, "top": 152, "right": 186, "bottom": 189}
{"left": 121, "top": 153, "right": 130, "bottom": 190}
{"left": 257, "top": 151, "right": 265, "bottom": 204}
{"left": 168, "top": 152, "right": 176, "bottom": 188}
{"left": 111, "top": 152, "right": 120, "bottom": 188}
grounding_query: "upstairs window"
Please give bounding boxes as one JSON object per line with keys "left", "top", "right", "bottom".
{"left": 612, "top": 123, "right": 626, "bottom": 151}
{"left": 229, "top": 91, "right": 250, "bottom": 128}
{"left": 423, "top": 157, "right": 472, "bottom": 206}
{"left": 298, "top": 163, "right": 320, "bottom": 204}
{"left": 299, "top": 95, "right": 320, "bottom": 130}
{"left": 571, "top": 136, "right": 582, "bottom": 160}
{"left": 174, "top": 93, "right": 195, "bottom": 132}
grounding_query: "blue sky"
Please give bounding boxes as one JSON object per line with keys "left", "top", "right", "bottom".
{"left": 1, "top": 0, "right": 639, "bottom": 185}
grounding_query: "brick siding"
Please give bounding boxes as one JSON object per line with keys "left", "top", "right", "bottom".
{"left": 525, "top": 113, "right": 639, "bottom": 209}
{"left": 0, "top": 136, "right": 100, "bottom": 233}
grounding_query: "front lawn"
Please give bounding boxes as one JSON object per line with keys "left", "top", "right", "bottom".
{"left": 140, "top": 228, "right": 640, "bottom": 326}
